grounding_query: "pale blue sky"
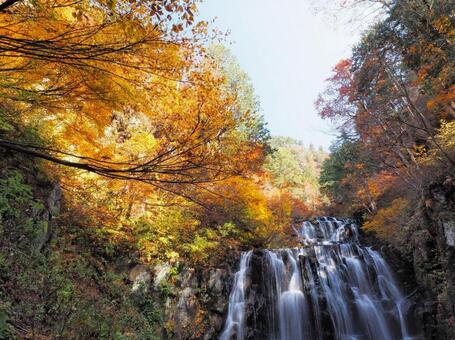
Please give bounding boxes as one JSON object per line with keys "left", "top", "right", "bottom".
{"left": 198, "top": 0, "right": 362, "bottom": 149}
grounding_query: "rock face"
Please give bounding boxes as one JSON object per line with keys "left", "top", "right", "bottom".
{"left": 33, "top": 183, "right": 61, "bottom": 252}
{"left": 412, "top": 177, "right": 455, "bottom": 339}
{"left": 374, "top": 176, "right": 455, "bottom": 340}
{"left": 161, "top": 261, "right": 236, "bottom": 339}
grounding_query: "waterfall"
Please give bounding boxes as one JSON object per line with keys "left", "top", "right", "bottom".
{"left": 220, "top": 251, "right": 253, "bottom": 340}
{"left": 220, "top": 218, "right": 421, "bottom": 340}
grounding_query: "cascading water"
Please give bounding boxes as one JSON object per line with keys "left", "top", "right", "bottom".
{"left": 220, "top": 251, "right": 253, "bottom": 340}
{"left": 220, "top": 217, "right": 421, "bottom": 340}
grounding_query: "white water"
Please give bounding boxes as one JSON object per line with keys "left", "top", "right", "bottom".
{"left": 220, "top": 251, "right": 252, "bottom": 340}
{"left": 220, "top": 218, "right": 419, "bottom": 340}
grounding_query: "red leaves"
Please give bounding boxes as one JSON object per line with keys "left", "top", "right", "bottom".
{"left": 315, "top": 58, "right": 358, "bottom": 130}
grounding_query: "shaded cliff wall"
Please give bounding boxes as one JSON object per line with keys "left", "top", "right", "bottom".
{"left": 360, "top": 176, "right": 455, "bottom": 340}
{"left": 146, "top": 257, "right": 237, "bottom": 339}
{"left": 413, "top": 177, "right": 455, "bottom": 339}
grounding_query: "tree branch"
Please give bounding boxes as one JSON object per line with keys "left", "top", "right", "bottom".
{"left": 0, "top": 0, "right": 21, "bottom": 12}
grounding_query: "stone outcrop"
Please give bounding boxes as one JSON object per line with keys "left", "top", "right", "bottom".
{"left": 32, "top": 183, "right": 61, "bottom": 252}
{"left": 413, "top": 177, "right": 455, "bottom": 339}
{"left": 240, "top": 250, "right": 327, "bottom": 339}
{"left": 158, "top": 260, "right": 236, "bottom": 339}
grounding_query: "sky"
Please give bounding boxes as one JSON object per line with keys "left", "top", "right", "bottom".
{"left": 197, "top": 0, "right": 363, "bottom": 149}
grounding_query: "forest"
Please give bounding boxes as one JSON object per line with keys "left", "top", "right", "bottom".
{"left": 0, "top": 0, "right": 453, "bottom": 339}
{"left": 317, "top": 0, "right": 454, "bottom": 236}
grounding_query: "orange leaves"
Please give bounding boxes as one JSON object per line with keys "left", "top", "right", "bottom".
{"left": 366, "top": 172, "right": 396, "bottom": 200}
{"left": 416, "top": 64, "right": 431, "bottom": 83}
{"left": 172, "top": 23, "right": 184, "bottom": 33}
{"left": 363, "top": 198, "right": 409, "bottom": 240}
{"left": 426, "top": 85, "right": 455, "bottom": 119}
{"left": 315, "top": 58, "right": 357, "bottom": 127}
{"left": 0, "top": 0, "right": 282, "bottom": 266}
{"left": 432, "top": 16, "right": 454, "bottom": 36}
{"left": 0, "top": 0, "right": 257, "bottom": 192}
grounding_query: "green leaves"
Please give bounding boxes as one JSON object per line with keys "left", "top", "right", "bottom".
{"left": 0, "top": 303, "right": 11, "bottom": 339}
{"left": 0, "top": 172, "right": 33, "bottom": 219}
{"left": 264, "top": 137, "right": 327, "bottom": 206}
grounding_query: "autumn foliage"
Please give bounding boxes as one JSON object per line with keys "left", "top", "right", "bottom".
{"left": 0, "top": 0, "right": 329, "bottom": 274}
{"left": 0, "top": 1, "right": 326, "bottom": 337}
{"left": 317, "top": 0, "right": 454, "bottom": 239}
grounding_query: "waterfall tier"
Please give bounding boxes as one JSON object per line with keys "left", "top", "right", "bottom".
{"left": 220, "top": 217, "right": 422, "bottom": 340}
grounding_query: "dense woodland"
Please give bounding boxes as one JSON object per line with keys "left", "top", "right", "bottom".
{"left": 317, "top": 0, "right": 454, "bottom": 245}
{"left": 0, "top": 0, "right": 453, "bottom": 338}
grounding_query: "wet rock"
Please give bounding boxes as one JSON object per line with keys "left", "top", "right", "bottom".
{"left": 208, "top": 268, "right": 225, "bottom": 294}
{"left": 204, "top": 314, "right": 223, "bottom": 340}
{"left": 243, "top": 249, "right": 294, "bottom": 339}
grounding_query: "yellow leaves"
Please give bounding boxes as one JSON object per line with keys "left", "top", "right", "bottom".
{"left": 433, "top": 16, "right": 453, "bottom": 36}
{"left": 185, "top": 233, "right": 218, "bottom": 263}
{"left": 122, "top": 131, "right": 157, "bottom": 156}
{"left": 418, "top": 120, "right": 455, "bottom": 167}
{"left": 55, "top": 6, "right": 79, "bottom": 22}
{"left": 208, "top": 176, "right": 292, "bottom": 242}
{"left": 95, "top": 110, "right": 159, "bottom": 164}
{"left": 363, "top": 198, "right": 409, "bottom": 240}
{"left": 0, "top": 0, "right": 277, "bottom": 266}
{"left": 437, "top": 121, "right": 455, "bottom": 148}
